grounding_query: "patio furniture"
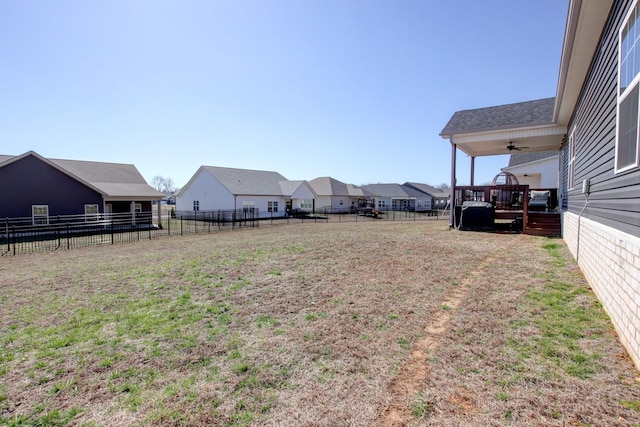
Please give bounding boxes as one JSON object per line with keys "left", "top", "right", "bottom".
{"left": 529, "top": 190, "right": 550, "bottom": 211}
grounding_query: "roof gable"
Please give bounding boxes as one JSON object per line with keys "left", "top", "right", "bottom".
{"left": 404, "top": 182, "right": 449, "bottom": 198}
{"left": 309, "top": 176, "right": 363, "bottom": 197}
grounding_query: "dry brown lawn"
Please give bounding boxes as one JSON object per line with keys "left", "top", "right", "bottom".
{"left": 1, "top": 220, "right": 639, "bottom": 426}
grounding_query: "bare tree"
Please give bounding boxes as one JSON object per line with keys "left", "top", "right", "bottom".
{"left": 150, "top": 176, "right": 175, "bottom": 193}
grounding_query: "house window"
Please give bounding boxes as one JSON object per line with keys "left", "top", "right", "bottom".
{"left": 378, "top": 200, "right": 386, "bottom": 209}
{"left": 617, "top": 2, "right": 640, "bottom": 172}
{"left": 135, "top": 203, "right": 142, "bottom": 213}
{"left": 568, "top": 129, "right": 576, "bottom": 189}
{"left": 242, "top": 201, "right": 255, "bottom": 213}
{"left": 32, "top": 205, "right": 49, "bottom": 225}
{"left": 268, "top": 201, "right": 278, "bottom": 212}
{"left": 300, "top": 199, "right": 312, "bottom": 210}
{"left": 193, "top": 200, "right": 199, "bottom": 211}
{"left": 85, "top": 204, "right": 99, "bottom": 221}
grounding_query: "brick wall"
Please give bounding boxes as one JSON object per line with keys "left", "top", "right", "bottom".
{"left": 563, "top": 212, "right": 640, "bottom": 368}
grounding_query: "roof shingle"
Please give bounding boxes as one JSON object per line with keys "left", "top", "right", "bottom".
{"left": 440, "top": 97, "right": 556, "bottom": 136}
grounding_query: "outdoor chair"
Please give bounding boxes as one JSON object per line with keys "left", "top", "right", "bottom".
{"left": 528, "top": 190, "right": 550, "bottom": 211}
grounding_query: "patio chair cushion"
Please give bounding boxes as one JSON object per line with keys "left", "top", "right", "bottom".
{"left": 529, "top": 190, "right": 550, "bottom": 210}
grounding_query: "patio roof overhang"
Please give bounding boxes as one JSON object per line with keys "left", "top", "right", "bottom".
{"left": 444, "top": 123, "right": 567, "bottom": 158}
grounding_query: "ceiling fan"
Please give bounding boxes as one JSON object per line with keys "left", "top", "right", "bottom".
{"left": 506, "top": 142, "right": 529, "bottom": 151}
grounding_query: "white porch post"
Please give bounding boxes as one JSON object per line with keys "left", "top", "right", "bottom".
{"left": 449, "top": 139, "right": 457, "bottom": 226}
{"left": 131, "top": 201, "right": 136, "bottom": 225}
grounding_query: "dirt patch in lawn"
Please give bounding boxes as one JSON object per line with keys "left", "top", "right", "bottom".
{"left": 1, "top": 221, "right": 639, "bottom": 426}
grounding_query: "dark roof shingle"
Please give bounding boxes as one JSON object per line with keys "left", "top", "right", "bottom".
{"left": 507, "top": 150, "right": 558, "bottom": 167}
{"left": 440, "top": 97, "right": 555, "bottom": 136}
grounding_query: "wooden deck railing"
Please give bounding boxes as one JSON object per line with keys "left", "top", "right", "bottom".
{"left": 453, "top": 185, "right": 559, "bottom": 233}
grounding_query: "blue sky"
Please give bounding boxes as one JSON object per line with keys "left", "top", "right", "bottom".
{"left": 1, "top": 1, "right": 568, "bottom": 189}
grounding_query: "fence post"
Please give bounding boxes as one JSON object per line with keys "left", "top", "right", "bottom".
{"left": 148, "top": 215, "right": 152, "bottom": 240}
{"left": 180, "top": 216, "right": 183, "bottom": 236}
{"left": 11, "top": 226, "right": 15, "bottom": 256}
{"left": 111, "top": 217, "right": 115, "bottom": 245}
{"left": 5, "top": 218, "right": 9, "bottom": 253}
{"left": 66, "top": 223, "right": 70, "bottom": 250}
{"left": 167, "top": 212, "right": 171, "bottom": 236}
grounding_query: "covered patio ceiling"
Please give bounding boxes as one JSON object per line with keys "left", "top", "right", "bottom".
{"left": 447, "top": 124, "right": 566, "bottom": 157}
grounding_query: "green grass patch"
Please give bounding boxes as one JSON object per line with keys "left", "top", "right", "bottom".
{"left": 506, "top": 242, "right": 611, "bottom": 380}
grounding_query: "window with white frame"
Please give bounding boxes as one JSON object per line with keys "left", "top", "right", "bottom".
{"left": 268, "top": 201, "right": 278, "bottom": 212}
{"left": 300, "top": 199, "right": 312, "bottom": 210}
{"left": 193, "top": 200, "right": 199, "bottom": 211}
{"left": 135, "top": 203, "right": 142, "bottom": 213}
{"left": 378, "top": 200, "right": 386, "bottom": 209}
{"left": 85, "top": 204, "right": 99, "bottom": 221}
{"left": 568, "top": 129, "right": 576, "bottom": 189}
{"left": 617, "top": 2, "right": 640, "bottom": 172}
{"left": 32, "top": 205, "right": 49, "bottom": 225}
{"left": 242, "top": 201, "right": 255, "bottom": 213}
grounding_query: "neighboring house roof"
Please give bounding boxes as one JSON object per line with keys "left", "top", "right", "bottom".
{"left": 201, "top": 166, "right": 288, "bottom": 196}
{"left": 440, "top": 97, "right": 556, "bottom": 136}
{"left": 507, "top": 151, "right": 559, "bottom": 168}
{"left": 49, "top": 158, "right": 162, "bottom": 198}
{"left": 403, "top": 182, "right": 450, "bottom": 198}
{"left": 360, "top": 183, "right": 428, "bottom": 198}
{"left": 308, "top": 177, "right": 364, "bottom": 198}
{"left": 0, "top": 151, "right": 163, "bottom": 199}
{"left": 186, "top": 166, "right": 315, "bottom": 198}
{"left": 279, "top": 180, "right": 317, "bottom": 198}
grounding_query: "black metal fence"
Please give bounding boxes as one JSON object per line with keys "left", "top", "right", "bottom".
{"left": 1, "top": 208, "right": 449, "bottom": 256}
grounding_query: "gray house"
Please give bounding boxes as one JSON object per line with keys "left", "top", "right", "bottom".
{"left": 0, "top": 151, "right": 163, "bottom": 224}
{"left": 308, "top": 177, "right": 365, "bottom": 213}
{"left": 441, "top": 0, "right": 640, "bottom": 368}
{"left": 359, "top": 183, "right": 432, "bottom": 212}
{"left": 403, "top": 182, "right": 450, "bottom": 210}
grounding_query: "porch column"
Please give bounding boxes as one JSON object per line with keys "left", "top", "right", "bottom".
{"left": 470, "top": 156, "right": 475, "bottom": 186}
{"left": 449, "top": 139, "right": 457, "bottom": 226}
{"left": 131, "top": 201, "right": 136, "bottom": 225}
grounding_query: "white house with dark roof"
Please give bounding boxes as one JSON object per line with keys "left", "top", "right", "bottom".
{"left": 501, "top": 151, "right": 559, "bottom": 189}
{"left": 176, "top": 166, "right": 317, "bottom": 217}
{"left": 308, "top": 177, "right": 365, "bottom": 213}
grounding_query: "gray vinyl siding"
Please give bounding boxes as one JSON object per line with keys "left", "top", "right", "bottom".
{"left": 564, "top": 0, "right": 640, "bottom": 237}
{"left": 0, "top": 154, "right": 104, "bottom": 218}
